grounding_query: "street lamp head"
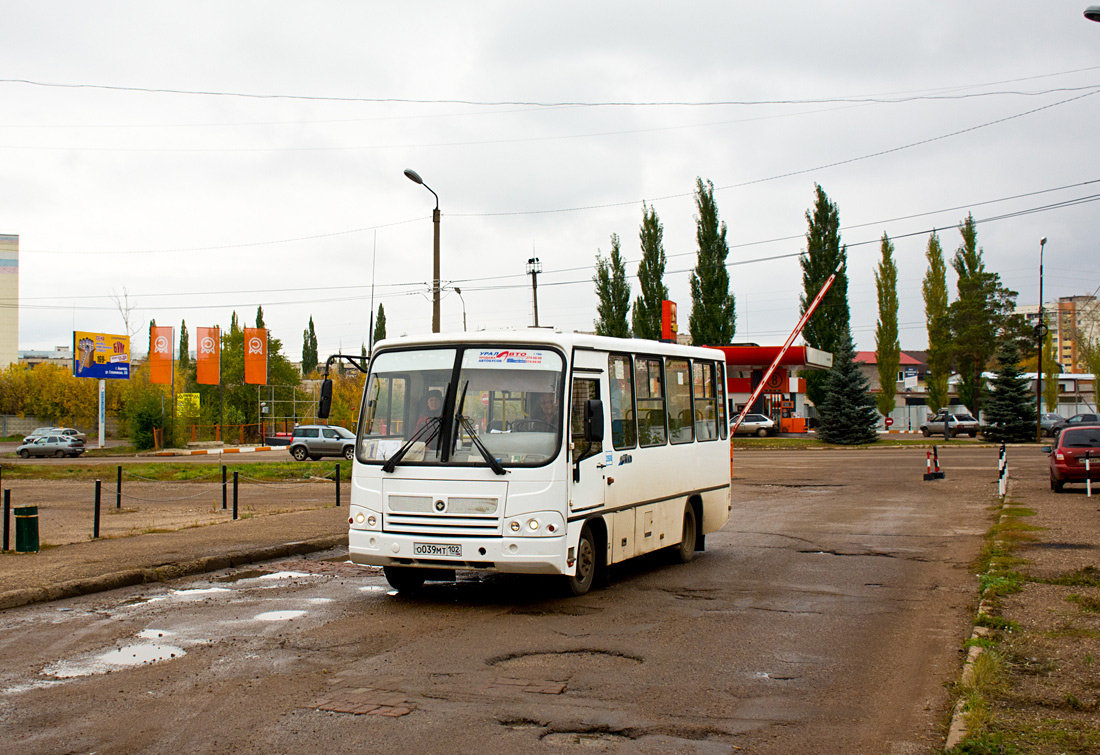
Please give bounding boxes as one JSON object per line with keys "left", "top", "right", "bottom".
{"left": 1040, "top": 237, "right": 1047, "bottom": 246}
{"left": 1086, "top": 5, "right": 1100, "bottom": 21}
{"left": 403, "top": 169, "right": 424, "bottom": 185}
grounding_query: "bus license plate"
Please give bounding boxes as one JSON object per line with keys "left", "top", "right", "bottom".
{"left": 413, "top": 542, "right": 462, "bottom": 558}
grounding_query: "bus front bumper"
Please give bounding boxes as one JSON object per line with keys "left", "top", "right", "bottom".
{"left": 348, "top": 528, "right": 570, "bottom": 576}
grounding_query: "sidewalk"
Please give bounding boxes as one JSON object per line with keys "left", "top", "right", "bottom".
{"left": 0, "top": 506, "right": 348, "bottom": 610}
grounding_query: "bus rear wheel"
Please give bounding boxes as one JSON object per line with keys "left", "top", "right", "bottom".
{"left": 383, "top": 566, "right": 426, "bottom": 594}
{"left": 675, "top": 503, "right": 698, "bottom": 564}
{"left": 564, "top": 527, "right": 597, "bottom": 596}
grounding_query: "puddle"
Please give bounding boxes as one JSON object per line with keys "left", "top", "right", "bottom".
{"left": 137, "top": 629, "right": 174, "bottom": 640}
{"left": 259, "top": 571, "right": 312, "bottom": 580}
{"left": 359, "top": 585, "right": 387, "bottom": 593}
{"left": 44, "top": 643, "right": 186, "bottom": 678}
{"left": 170, "top": 587, "right": 230, "bottom": 598}
{"left": 254, "top": 610, "right": 307, "bottom": 622}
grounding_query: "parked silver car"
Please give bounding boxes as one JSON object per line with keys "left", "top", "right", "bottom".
{"left": 734, "top": 413, "right": 777, "bottom": 437}
{"left": 16, "top": 434, "right": 86, "bottom": 458}
{"left": 920, "top": 411, "right": 980, "bottom": 438}
{"left": 287, "top": 424, "right": 356, "bottom": 461}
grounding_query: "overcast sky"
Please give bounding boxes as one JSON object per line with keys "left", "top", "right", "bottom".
{"left": 3, "top": 2, "right": 1099, "bottom": 361}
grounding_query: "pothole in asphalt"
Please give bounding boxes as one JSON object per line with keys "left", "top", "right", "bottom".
{"left": 489, "top": 649, "right": 642, "bottom": 672}
{"left": 540, "top": 730, "right": 635, "bottom": 745}
{"left": 44, "top": 643, "right": 186, "bottom": 678}
{"left": 213, "top": 569, "right": 268, "bottom": 583}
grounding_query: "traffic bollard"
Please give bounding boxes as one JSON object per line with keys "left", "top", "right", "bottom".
{"left": 222, "top": 465, "right": 228, "bottom": 510}
{"left": 233, "top": 471, "right": 239, "bottom": 520}
{"left": 94, "top": 479, "right": 101, "bottom": 539}
{"left": 335, "top": 463, "right": 341, "bottom": 507}
{"left": 1087, "top": 451, "right": 1093, "bottom": 498}
{"left": 3, "top": 488, "right": 10, "bottom": 551}
{"left": 116, "top": 465, "right": 122, "bottom": 509}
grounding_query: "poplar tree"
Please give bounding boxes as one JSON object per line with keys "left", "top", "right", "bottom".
{"left": 255, "top": 306, "right": 265, "bottom": 329}
{"left": 593, "top": 233, "right": 631, "bottom": 338}
{"left": 873, "top": 233, "right": 900, "bottom": 418}
{"left": 1042, "top": 329, "right": 1059, "bottom": 412}
{"left": 178, "top": 320, "right": 190, "bottom": 369}
{"left": 301, "top": 316, "right": 318, "bottom": 375}
{"left": 922, "top": 232, "right": 951, "bottom": 412}
{"left": 799, "top": 184, "right": 850, "bottom": 408}
{"left": 688, "top": 178, "right": 736, "bottom": 346}
{"left": 373, "top": 303, "right": 387, "bottom": 345}
{"left": 631, "top": 203, "right": 669, "bottom": 340}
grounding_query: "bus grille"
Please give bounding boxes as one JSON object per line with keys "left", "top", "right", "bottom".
{"left": 384, "top": 494, "right": 501, "bottom": 536}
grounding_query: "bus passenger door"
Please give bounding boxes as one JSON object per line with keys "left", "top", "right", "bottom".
{"left": 568, "top": 374, "right": 608, "bottom": 518}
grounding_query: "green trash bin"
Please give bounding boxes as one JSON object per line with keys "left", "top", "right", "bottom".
{"left": 14, "top": 506, "right": 39, "bottom": 553}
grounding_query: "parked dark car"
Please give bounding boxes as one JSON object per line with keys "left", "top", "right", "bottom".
{"left": 1046, "top": 425, "right": 1100, "bottom": 493}
{"left": 287, "top": 424, "right": 356, "bottom": 461}
{"left": 1050, "top": 413, "right": 1100, "bottom": 439}
{"left": 1040, "top": 413, "right": 1064, "bottom": 437}
{"left": 16, "top": 434, "right": 86, "bottom": 458}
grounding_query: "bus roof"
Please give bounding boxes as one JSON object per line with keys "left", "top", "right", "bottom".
{"left": 371, "top": 330, "right": 725, "bottom": 359}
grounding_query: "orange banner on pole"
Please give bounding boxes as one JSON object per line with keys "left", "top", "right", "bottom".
{"left": 244, "top": 327, "right": 268, "bottom": 385}
{"left": 149, "top": 326, "right": 174, "bottom": 385}
{"left": 196, "top": 326, "right": 220, "bottom": 385}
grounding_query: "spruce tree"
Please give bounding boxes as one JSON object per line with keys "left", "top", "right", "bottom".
{"left": 688, "top": 178, "right": 735, "bottom": 345}
{"left": 800, "top": 184, "right": 850, "bottom": 408}
{"left": 983, "top": 337, "right": 1034, "bottom": 442}
{"left": 817, "top": 331, "right": 879, "bottom": 445}
{"left": 301, "top": 316, "right": 318, "bottom": 375}
{"left": 922, "top": 231, "right": 951, "bottom": 412}
{"left": 631, "top": 203, "right": 669, "bottom": 340}
{"left": 874, "top": 233, "right": 900, "bottom": 418}
{"left": 593, "top": 233, "right": 631, "bottom": 338}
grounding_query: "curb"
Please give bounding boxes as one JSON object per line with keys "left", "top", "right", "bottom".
{"left": 152, "top": 446, "right": 275, "bottom": 457}
{"left": 0, "top": 533, "right": 347, "bottom": 611}
{"left": 944, "top": 465, "right": 1010, "bottom": 751}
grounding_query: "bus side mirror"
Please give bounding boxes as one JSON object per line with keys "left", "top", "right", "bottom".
{"left": 585, "top": 399, "right": 604, "bottom": 442}
{"left": 317, "top": 378, "right": 333, "bottom": 419}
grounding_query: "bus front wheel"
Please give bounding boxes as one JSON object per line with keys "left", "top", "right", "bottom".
{"left": 383, "top": 566, "right": 425, "bottom": 594}
{"left": 674, "top": 503, "right": 698, "bottom": 564}
{"left": 565, "top": 527, "right": 597, "bottom": 596}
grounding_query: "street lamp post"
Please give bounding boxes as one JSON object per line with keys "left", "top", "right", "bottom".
{"left": 1036, "top": 237, "right": 1047, "bottom": 442}
{"left": 404, "top": 169, "right": 441, "bottom": 333}
{"left": 526, "top": 257, "right": 542, "bottom": 327}
{"left": 453, "top": 286, "right": 467, "bottom": 331}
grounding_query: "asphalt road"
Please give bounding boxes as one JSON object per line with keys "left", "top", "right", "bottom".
{"left": 0, "top": 446, "right": 999, "bottom": 754}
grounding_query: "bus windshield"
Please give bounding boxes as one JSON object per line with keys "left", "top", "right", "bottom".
{"left": 357, "top": 346, "right": 565, "bottom": 468}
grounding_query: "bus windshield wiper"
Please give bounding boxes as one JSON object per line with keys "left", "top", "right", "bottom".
{"left": 381, "top": 416, "right": 442, "bottom": 473}
{"left": 451, "top": 380, "right": 506, "bottom": 475}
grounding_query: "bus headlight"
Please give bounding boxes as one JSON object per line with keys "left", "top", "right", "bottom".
{"left": 505, "top": 512, "right": 564, "bottom": 537}
{"left": 351, "top": 508, "right": 380, "bottom": 530}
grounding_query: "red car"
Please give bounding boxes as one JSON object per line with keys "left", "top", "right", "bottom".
{"left": 1049, "top": 425, "right": 1100, "bottom": 493}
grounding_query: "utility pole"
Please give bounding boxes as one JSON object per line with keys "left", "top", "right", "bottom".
{"left": 527, "top": 256, "right": 541, "bottom": 327}
{"left": 1036, "top": 237, "right": 1047, "bottom": 442}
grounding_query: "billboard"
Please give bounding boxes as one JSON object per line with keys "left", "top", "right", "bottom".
{"left": 196, "top": 326, "right": 220, "bottom": 385}
{"left": 244, "top": 327, "right": 268, "bottom": 385}
{"left": 149, "top": 325, "right": 174, "bottom": 384}
{"left": 73, "top": 331, "right": 131, "bottom": 379}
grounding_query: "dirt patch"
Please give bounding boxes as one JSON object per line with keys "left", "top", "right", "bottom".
{"left": 952, "top": 448, "right": 1100, "bottom": 753}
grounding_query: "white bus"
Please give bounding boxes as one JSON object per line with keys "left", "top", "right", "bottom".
{"left": 348, "top": 330, "right": 731, "bottom": 595}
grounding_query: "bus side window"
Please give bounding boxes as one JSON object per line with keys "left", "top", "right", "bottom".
{"left": 665, "top": 358, "right": 693, "bottom": 444}
{"left": 570, "top": 378, "right": 602, "bottom": 463}
{"left": 609, "top": 354, "right": 636, "bottom": 449}
{"left": 693, "top": 361, "right": 718, "bottom": 441}
{"left": 635, "top": 357, "right": 667, "bottom": 447}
